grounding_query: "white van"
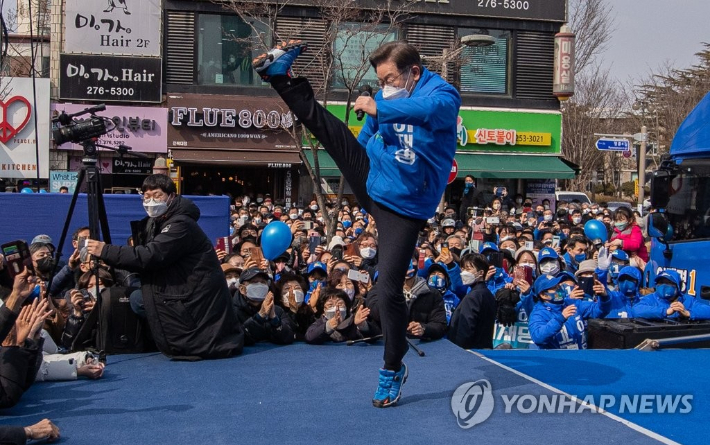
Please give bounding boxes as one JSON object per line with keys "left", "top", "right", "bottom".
{"left": 555, "top": 191, "right": 592, "bottom": 205}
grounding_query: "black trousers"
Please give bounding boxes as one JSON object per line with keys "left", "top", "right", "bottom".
{"left": 272, "top": 77, "right": 424, "bottom": 370}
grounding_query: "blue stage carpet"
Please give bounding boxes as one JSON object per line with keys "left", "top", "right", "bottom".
{"left": 1, "top": 341, "right": 673, "bottom": 444}
{"left": 482, "top": 349, "right": 709, "bottom": 445}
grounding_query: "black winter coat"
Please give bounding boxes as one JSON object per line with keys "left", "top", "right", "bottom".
{"left": 367, "top": 277, "right": 448, "bottom": 341}
{"left": 448, "top": 281, "right": 496, "bottom": 349}
{"left": 232, "top": 292, "right": 295, "bottom": 346}
{"left": 99, "top": 196, "right": 244, "bottom": 359}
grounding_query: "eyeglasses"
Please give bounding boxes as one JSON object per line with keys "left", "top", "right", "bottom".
{"left": 376, "top": 67, "right": 411, "bottom": 88}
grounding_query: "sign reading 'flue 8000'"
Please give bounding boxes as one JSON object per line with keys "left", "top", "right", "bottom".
{"left": 59, "top": 54, "right": 162, "bottom": 103}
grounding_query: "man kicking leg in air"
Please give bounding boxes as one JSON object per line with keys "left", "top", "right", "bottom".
{"left": 253, "top": 40, "right": 460, "bottom": 407}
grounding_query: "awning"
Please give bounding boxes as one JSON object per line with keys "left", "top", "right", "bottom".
{"left": 171, "top": 149, "right": 301, "bottom": 166}
{"left": 455, "top": 153, "right": 576, "bottom": 179}
{"left": 304, "top": 150, "right": 341, "bottom": 176}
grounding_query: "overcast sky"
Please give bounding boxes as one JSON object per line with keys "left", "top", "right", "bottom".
{"left": 600, "top": 0, "right": 708, "bottom": 84}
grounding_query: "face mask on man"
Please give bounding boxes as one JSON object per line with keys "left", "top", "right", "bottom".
{"left": 310, "top": 205, "right": 318, "bottom": 211}
{"left": 342, "top": 221, "right": 352, "bottom": 229}
{"left": 360, "top": 247, "right": 376, "bottom": 260}
{"left": 245, "top": 283, "right": 269, "bottom": 301}
{"left": 36, "top": 256, "right": 56, "bottom": 274}
{"left": 574, "top": 253, "right": 586, "bottom": 263}
{"left": 289, "top": 213, "right": 299, "bottom": 220}
{"left": 618, "top": 280, "right": 637, "bottom": 296}
{"left": 543, "top": 214, "right": 553, "bottom": 222}
{"left": 382, "top": 69, "right": 413, "bottom": 100}
{"left": 539, "top": 260, "right": 560, "bottom": 276}
{"left": 428, "top": 275, "right": 446, "bottom": 290}
{"left": 656, "top": 284, "right": 677, "bottom": 301}
{"left": 144, "top": 197, "right": 169, "bottom": 218}
{"left": 572, "top": 217, "right": 582, "bottom": 224}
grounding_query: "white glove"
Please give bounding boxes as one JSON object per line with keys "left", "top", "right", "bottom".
{"left": 597, "top": 246, "right": 612, "bottom": 271}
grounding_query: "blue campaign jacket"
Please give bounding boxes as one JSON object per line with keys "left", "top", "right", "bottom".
{"left": 633, "top": 293, "right": 710, "bottom": 320}
{"left": 529, "top": 295, "right": 611, "bottom": 350}
{"left": 357, "top": 68, "right": 461, "bottom": 219}
{"left": 606, "top": 290, "right": 641, "bottom": 319}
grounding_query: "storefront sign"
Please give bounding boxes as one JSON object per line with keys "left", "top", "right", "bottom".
{"left": 264, "top": 0, "right": 566, "bottom": 21}
{"left": 0, "top": 78, "right": 51, "bottom": 178}
{"left": 553, "top": 26, "right": 576, "bottom": 100}
{"left": 167, "top": 94, "right": 298, "bottom": 151}
{"left": 52, "top": 103, "right": 167, "bottom": 153}
{"left": 64, "top": 0, "right": 161, "bottom": 57}
{"left": 456, "top": 108, "right": 561, "bottom": 154}
{"left": 49, "top": 171, "right": 79, "bottom": 193}
{"left": 113, "top": 158, "right": 154, "bottom": 174}
{"left": 284, "top": 170, "right": 293, "bottom": 209}
{"left": 59, "top": 54, "right": 162, "bottom": 103}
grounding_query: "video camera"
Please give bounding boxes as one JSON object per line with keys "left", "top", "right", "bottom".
{"left": 52, "top": 104, "right": 109, "bottom": 148}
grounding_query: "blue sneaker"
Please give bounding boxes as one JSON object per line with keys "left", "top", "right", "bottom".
{"left": 372, "top": 363, "right": 408, "bottom": 408}
{"left": 252, "top": 40, "right": 307, "bottom": 82}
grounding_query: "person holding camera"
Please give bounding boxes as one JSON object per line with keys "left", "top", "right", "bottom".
{"left": 458, "top": 175, "right": 486, "bottom": 221}
{"left": 84, "top": 174, "right": 244, "bottom": 360}
{"left": 448, "top": 253, "right": 497, "bottom": 349}
{"left": 528, "top": 274, "right": 610, "bottom": 350}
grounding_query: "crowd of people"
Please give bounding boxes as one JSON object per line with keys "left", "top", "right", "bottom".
{"left": 2, "top": 175, "right": 710, "bottom": 440}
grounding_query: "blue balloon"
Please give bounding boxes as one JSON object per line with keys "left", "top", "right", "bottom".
{"left": 260, "top": 221, "right": 292, "bottom": 261}
{"left": 584, "top": 219, "right": 608, "bottom": 244}
{"left": 39, "top": 189, "right": 48, "bottom": 193}
{"left": 20, "top": 187, "right": 34, "bottom": 194}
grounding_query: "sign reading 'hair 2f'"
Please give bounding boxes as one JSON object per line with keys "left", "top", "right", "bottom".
{"left": 64, "top": 0, "right": 162, "bottom": 57}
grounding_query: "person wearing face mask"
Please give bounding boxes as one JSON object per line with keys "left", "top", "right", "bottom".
{"left": 458, "top": 175, "right": 485, "bottom": 221}
{"left": 563, "top": 236, "right": 589, "bottom": 274}
{"left": 232, "top": 268, "right": 294, "bottom": 345}
{"left": 222, "top": 263, "right": 241, "bottom": 297}
{"left": 274, "top": 273, "right": 314, "bottom": 342}
{"left": 448, "top": 253, "right": 496, "bottom": 349}
{"left": 306, "top": 289, "right": 367, "bottom": 344}
{"left": 605, "top": 266, "right": 643, "bottom": 319}
{"left": 366, "top": 258, "right": 447, "bottom": 343}
{"left": 528, "top": 274, "right": 610, "bottom": 350}
{"left": 254, "top": 39, "right": 460, "bottom": 408}
{"left": 475, "top": 243, "right": 513, "bottom": 297}
{"left": 83, "top": 174, "right": 244, "bottom": 360}
{"left": 425, "top": 263, "right": 459, "bottom": 324}
{"left": 634, "top": 270, "right": 710, "bottom": 321}
{"left": 492, "top": 249, "right": 537, "bottom": 349}
{"left": 538, "top": 247, "right": 563, "bottom": 277}
{"left": 606, "top": 207, "right": 649, "bottom": 263}
{"left": 570, "top": 209, "right": 583, "bottom": 227}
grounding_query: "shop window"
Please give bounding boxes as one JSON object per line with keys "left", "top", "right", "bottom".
{"left": 332, "top": 23, "right": 398, "bottom": 90}
{"left": 197, "top": 14, "right": 269, "bottom": 86}
{"left": 458, "top": 28, "right": 510, "bottom": 95}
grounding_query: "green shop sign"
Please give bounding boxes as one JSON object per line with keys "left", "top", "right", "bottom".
{"left": 318, "top": 104, "right": 561, "bottom": 155}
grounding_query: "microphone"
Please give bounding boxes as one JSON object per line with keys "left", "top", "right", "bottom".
{"left": 356, "top": 85, "right": 373, "bottom": 121}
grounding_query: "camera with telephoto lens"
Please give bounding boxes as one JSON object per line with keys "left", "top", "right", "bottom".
{"left": 52, "top": 104, "right": 109, "bottom": 150}
{"left": 53, "top": 117, "right": 107, "bottom": 147}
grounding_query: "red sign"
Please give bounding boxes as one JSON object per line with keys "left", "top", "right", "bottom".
{"left": 448, "top": 159, "right": 458, "bottom": 184}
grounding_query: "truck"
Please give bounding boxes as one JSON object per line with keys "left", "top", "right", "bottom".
{"left": 646, "top": 91, "right": 710, "bottom": 300}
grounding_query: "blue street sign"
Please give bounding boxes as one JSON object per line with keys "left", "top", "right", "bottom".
{"left": 595, "top": 138, "right": 630, "bottom": 151}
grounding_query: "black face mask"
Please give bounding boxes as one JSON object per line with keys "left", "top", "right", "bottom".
{"left": 450, "top": 247, "right": 462, "bottom": 258}
{"left": 36, "top": 256, "right": 56, "bottom": 274}
{"left": 241, "top": 235, "right": 257, "bottom": 244}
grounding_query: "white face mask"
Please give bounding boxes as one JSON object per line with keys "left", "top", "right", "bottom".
{"left": 539, "top": 261, "right": 560, "bottom": 276}
{"left": 310, "top": 205, "right": 318, "bottom": 211}
{"left": 325, "top": 306, "right": 347, "bottom": 320}
{"left": 493, "top": 204, "right": 501, "bottom": 210}
{"left": 360, "top": 247, "right": 377, "bottom": 260}
{"left": 543, "top": 215, "right": 553, "bottom": 222}
{"left": 144, "top": 198, "right": 169, "bottom": 218}
{"left": 344, "top": 288, "right": 355, "bottom": 300}
{"left": 572, "top": 217, "right": 582, "bottom": 224}
{"left": 382, "top": 84, "right": 410, "bottom": 100}
{"left": 289, "top": 213, "right": 298, "bottom": 220}
{"left": 88, "top": 286, "right": 105, "bottom": 299}
{"left": 460, "top": 271, "right": 478, "bottom": 286}
{"left": 227, "top": 278, "right": 239, "bottom": 288}
{"left": 245, "top": 283, "right": 269, "bottom": 301}
{"left": 283, "top": 289, "right": 305, "bottom": 306}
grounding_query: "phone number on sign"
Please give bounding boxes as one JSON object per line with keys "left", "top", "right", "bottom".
{"left": 86, "top": 87, "right": 135, "bottom": 97}
{"left": 478, "top": 0, "right": 530, "bottom": 10}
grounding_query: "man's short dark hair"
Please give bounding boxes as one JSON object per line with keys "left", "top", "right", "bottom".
{"left": 567, "top": 235, "right": 588, "bottom": 250}
{"left": 72, "top": 226, "right": 90, "bottom": 241}
{"left": 369, "top": 41, "right": 422, "bottom": 72}
{"left": 141, "top": 174, "right": 176, "bottom": 195}
{"left": 460, "top": 253, "right": 490, "bottom": 274}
